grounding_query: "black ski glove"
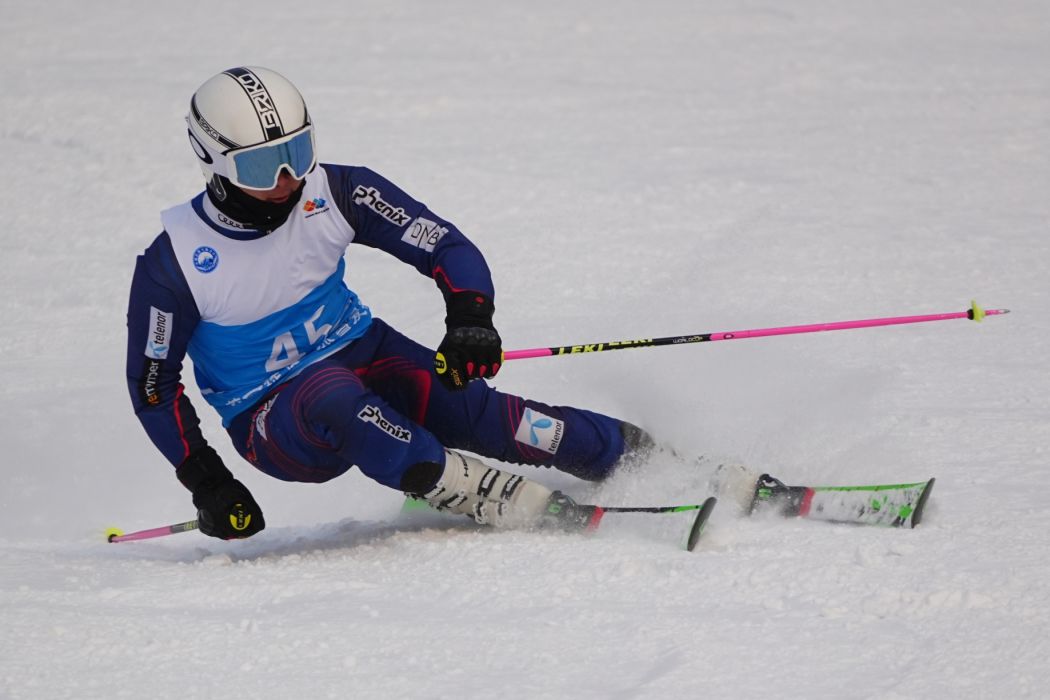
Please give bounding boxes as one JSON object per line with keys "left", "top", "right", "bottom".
{"left": 176, "top": 446, "right": 265, "bottom": 540}
{"left": 435, "top": 291, "right": 502, "bottom": 391}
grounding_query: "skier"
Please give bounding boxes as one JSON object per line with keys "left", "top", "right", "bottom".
{"left": 126, "top": 66, "right": 653, "bottom": 541}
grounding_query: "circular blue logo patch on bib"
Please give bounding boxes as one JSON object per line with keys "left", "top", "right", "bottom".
{"left": 193, "top": 246, "right": 219, "bottom": 273}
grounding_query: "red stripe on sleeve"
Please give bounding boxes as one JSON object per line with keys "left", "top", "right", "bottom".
{"left": 172, "top": 385, "right": 191, "bottom": 461}
{"left": 432, "top": 266, "right": 465, "bottom": 294}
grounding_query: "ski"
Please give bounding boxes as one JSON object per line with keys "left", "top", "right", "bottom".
{"left": 597, "top": 497, "right": 718, "bottom": 551}
{"left": 748, "top": 474, "right": 935, "bottom": 528}
{"left": 402, "top": 496, "right": 718, "bottom": 551}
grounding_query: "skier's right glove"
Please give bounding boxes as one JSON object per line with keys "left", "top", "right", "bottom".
{"left": 434, "top": 291, "right": 502, "bottom": 391}
{"left": 175, "top": 446, "right": 265, "bottom": 540}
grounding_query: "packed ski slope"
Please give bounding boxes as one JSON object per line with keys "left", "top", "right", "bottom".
{"left": 2, "top": 1, "right": 1048, "bottom": 697}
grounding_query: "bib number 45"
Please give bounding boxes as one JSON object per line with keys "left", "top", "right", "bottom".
{"left": 265, "top": 306, "right": 333, "bottom": 372}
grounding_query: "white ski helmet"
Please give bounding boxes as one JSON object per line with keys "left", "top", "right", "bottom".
{"left": 186, "top": 66, "right": 317, "bottom": 190}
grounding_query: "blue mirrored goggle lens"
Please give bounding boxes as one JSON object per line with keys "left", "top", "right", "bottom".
{"left": 230, "top": 129, "right": 315, "bottom": 189}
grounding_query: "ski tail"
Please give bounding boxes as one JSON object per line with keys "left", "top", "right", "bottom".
{"left": 684, "top": 497, "right": 718, "bottom": 551}
{"left": 909, "top": 477, "right": 935, "bottom": 527}
{"left": 749, "top": 475, "right": 935, "bottom": 528}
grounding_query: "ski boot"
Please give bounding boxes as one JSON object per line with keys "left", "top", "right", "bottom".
{"left": 619, "top": 422, "right": 656, "bottom": 465}
{"left": 747, "top": 474, "right": 810, "bottom": 517}
{"left": 708, "top": 462, "right": 764, "bottom": 513}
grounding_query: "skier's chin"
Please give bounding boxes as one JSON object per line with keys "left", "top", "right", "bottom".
{"left": 239, "top": 178, "right": 302, "bottom": 205}
{"left": 243, "top": 187, "right": 293, "bottom": 204}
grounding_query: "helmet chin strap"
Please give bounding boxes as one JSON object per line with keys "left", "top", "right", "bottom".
{"left": 206, "top": 174, "right": 305, "bottom": 233}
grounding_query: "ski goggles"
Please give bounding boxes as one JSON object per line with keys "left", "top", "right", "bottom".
{"left": 225, "top": 125, "right": 317, "bottom": 190}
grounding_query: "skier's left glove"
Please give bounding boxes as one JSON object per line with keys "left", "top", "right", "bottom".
{"left": 176, "top": 446, "right": 266, "bottom": 540}
{"left": 435, "top": 291, "right": 502, "bottom": 391}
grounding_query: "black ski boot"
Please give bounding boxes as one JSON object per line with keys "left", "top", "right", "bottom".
{"left": 748, "top": 474, "right": 809, "bottom": 516}
{"left": 618, "top": 421, "right": 656, "bottom": 468}
{"left": 541, "top": 491, "right": 602, "bottom": 531}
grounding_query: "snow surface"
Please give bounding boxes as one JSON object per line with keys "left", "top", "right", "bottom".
{"left": 2, "top": 1, "right": 1049, "bottom": 698}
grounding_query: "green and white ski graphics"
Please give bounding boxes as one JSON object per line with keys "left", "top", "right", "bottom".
{"left": 748, "top": 475, "right": 935, "bottom": 528}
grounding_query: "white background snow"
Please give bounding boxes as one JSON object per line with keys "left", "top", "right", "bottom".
{"left": 2, "top": 1, "right": 1048, "bottom": 697}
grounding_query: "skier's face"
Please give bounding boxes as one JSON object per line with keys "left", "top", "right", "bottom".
{"left": 240, "top": 170, "right": 302, "bottom": 204}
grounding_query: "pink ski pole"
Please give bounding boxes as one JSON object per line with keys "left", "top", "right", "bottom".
{"left": 502, "top": 301, "right": 1008, "bottom": 362}
{"left": 106, "top": 520, "right": 198, "bottom": 543}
